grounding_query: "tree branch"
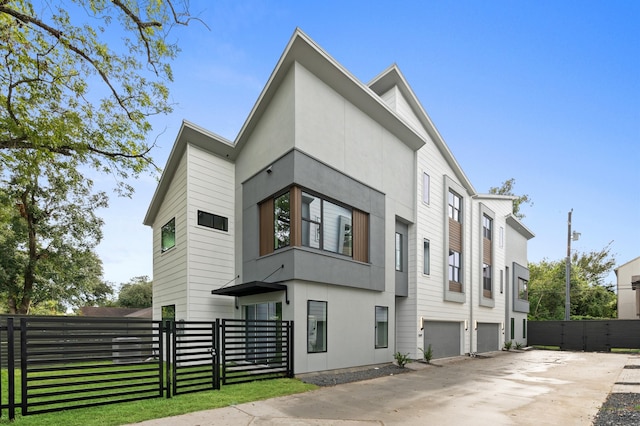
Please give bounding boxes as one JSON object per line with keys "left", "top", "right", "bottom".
{"left": 0, "top": 4, "right": 135, "bottom": 120}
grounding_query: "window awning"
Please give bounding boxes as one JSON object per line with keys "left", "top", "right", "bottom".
{"left": 211, "top": 281, "right": 287, "bottom": 298}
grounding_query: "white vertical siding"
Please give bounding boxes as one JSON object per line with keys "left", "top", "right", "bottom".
{"left": 185, "top": 144, "right": 236, "bottom": 321}
{"left": 152, "top": 151, "right": 188, "bottom": 321}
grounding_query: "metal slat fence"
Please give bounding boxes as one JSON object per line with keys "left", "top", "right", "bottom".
{"left": 528, "top": 320, "right": 640, "bottom": 351}
{"left": 1, "top": 316, "right": 294, "bottom": 420}
{"left": 221, "top": 319, "right": 293, "bottom": 385}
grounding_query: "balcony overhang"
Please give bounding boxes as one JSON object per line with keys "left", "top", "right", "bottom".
{"left": 211, "top": 281, "right": 289, "bottom": 304}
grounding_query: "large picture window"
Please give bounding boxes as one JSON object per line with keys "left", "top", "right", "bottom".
{"left": 301, "top": 192, "right": 352, "bottom": 256}
{"left": 518, "top": 278, "right": 528, "bottom": 301}
{"left": 161, "top": 218, "right": 176, "bottom": 252}
{"left": 307, "top": 300, "right": 327, "bottom": 353}
{"left": 261, "top": 187, "right": 366, "bottom": 260}
{"left": 375, "top": 306, "right": 388, "bottom": 348}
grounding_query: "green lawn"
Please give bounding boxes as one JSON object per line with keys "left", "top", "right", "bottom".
{"left": 1, "top": 368, "right": 316, "bottom": 426}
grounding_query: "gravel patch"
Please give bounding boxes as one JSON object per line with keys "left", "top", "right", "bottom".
{"left": 299, "top": 364, "right": 412, "bottom": 387}
{"left": 593, "top": 393, "right": 640, "bottom": 426}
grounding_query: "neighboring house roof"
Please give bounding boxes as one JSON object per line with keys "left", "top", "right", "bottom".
{"left": 144, "top": 28, "right": 480, "bottom": 225}
{"left": 125, "top": 307, "right": 153, "bottom": 318}
{"left": 79, "top": 307, "right": 151, "bottom": 318}
{"left": 505, "top": 214, "right": 535, "bottom": 240}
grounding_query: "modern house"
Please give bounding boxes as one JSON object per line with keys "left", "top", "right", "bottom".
{"left": 616, "top": 256, "right": 640, "bottom": 319}
{"left": 143, "top": 29, "right": 534, "bottom": 374}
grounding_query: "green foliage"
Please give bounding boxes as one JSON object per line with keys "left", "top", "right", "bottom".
{"left": 528, "top": 244, "right": 617, "bottom": 320}
{"left": 0, "top": 1, "right": 196, "bottom": 190}
{"left": 393, "top": 352, "right": 411, "bottom": 368}
{"left": 503, "top": 340, "right": 513, "bottom": 351}
{"left": 515, "top": 341, "right": 524, "bottom": 350}
{"left": 118, "top": 276, "right": 152, "bottom": 308}
{"left": 488, "top": 178, "right": 532, "bottom": 219}
{"left": 0, "top": 154, "right": 108, "bottom": 313}
{"left": 418, "top": 345, "right": 433, "bottom": 363}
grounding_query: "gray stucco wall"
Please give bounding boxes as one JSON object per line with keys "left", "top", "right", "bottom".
{"left": 241, "top": 149, "right": 386, "bottom": 291}
{"left": 512, "top": 262, "right": 530, "bottom": 313}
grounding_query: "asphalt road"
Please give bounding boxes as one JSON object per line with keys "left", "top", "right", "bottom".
{"left": 129, "top": 350, "right": 635, "bottom": 426}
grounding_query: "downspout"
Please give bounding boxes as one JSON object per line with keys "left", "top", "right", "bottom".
{"left": 468, "top": 199, "right": 474, "bottom": 356}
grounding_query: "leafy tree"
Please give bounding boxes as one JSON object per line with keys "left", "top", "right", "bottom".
{"left": 0, "top": 153, "right": 107, "bottom": 313}
{"left": 0, "top": 1, "right": 197, "bottom": 313}
{"left": 528, "top": 244, "right": 617, "bottom": 320}
{"left": 0, "top": 1, "right": 197, "bottom": 192}
{"left": 488, "top": 178, "right": 532, "bottom": 219}
{"left": 118, "top": 275, "right": 152, "bottom": 308}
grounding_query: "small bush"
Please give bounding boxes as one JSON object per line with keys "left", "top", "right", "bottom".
{"left": 503, "top": 340, "right": 513, "bottom": 351}
{"left": 515, "top": 341, "right": 524, "bottom": 350}
{"left": 418, "top": 345, "right": 433, "bottom": 364}
{"left": 393, "top": 352, "right": 411, "bottom": 368}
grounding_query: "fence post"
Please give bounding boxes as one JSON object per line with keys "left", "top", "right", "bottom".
{"left": 20, "top": 318, "right": 28, "bottom": 416}
{"left": 214, "top": 319, "right": 220, "bottom": 390}
{"left": 158, "top": 321, "right": 164, "bottom": 398}
{"left": 7, "top": 318, "right": 15, "bottom": 420}
{"left": 288, "top": 321, "right": 294, "bottom": 378}
{"left": 164, "top": 320, "right": 172, "bottom": 399}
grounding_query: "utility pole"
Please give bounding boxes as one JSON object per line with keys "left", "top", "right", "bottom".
{"left": 565, "top": 209, "right": 572, "bottom": 321}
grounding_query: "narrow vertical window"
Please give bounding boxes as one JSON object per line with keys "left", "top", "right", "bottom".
{"left": 483, "top": 215, "right": 492, "bottom": 240}
{"left": 448, "top": 250, "right": 461, "bottom": 282}
{"left": 375, "top": 306, "right": 388, "bottom": 348}
{"left": 161, "top": 218, "right": 176, "bottom": 252}
{"left": 448, "top": 191, "right": 461, "bottom": 222}
{"left": 422, "top": 172, "right": 430, "bottom": 204}
{"left": 307, "top": 300, "right": 327, "bottom": 353}
{"left": 423, "top": 239, "right": 430, "bottom": 275}
{"left": 483, "top": 263, "right": 492, "bottom": 297}
{"left": 499, "top": 226, "right": 504, "bottom": 248}
{"left": 395, "top": 232, "right": 403, "bottom": 271}
{"left": 523, "top": 319, "right": 527, "bottom": 338}
{"left": 274, "top": 192, "right": 290, "bottom": 249}
{"left": 510, "top": 318, "right": 515, "bottom": 340}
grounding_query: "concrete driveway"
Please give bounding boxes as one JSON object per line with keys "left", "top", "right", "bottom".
{"left": 129, "top": 350, "right": 635, "bottom": 426}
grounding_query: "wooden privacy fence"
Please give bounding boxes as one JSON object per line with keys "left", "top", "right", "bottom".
{"left": 0, "top": 316, "right": 293, "bottom": 420}
{"left": 528, "top": 320, "right": 640, "bottom": 351}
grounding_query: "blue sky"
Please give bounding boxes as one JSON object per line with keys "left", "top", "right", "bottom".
{"left": 96, "top": 0, "right": 639, "bottom": 287}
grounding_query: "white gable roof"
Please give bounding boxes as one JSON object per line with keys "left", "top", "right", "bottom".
{"left": 145, "top": 28, "right": 477, "bottom": 225}
{"left": 369, "top": 65, "right": 476, "bottom": 195}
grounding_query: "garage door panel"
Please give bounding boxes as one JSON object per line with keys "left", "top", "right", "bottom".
{"left": 424, "top": 321, "right": 461, "bottom": 359}
{"left": 477, "top": 323, "right": 499, "bottom": 353}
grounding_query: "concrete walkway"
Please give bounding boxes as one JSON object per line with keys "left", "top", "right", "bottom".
{"left": 128, "top": 350, "right": 636, "bottom": 426}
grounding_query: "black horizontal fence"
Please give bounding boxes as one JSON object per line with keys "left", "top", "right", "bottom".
{"left": 1, "top": 315, "right": 293, "bottom": 420}
{"left": 171, "top": 320, "right": 220, "bottom": 396}
{"left": 221, "top": 319, "right": 293, "bottom": 385}
{"left": 528, "top": 320, "right": 640, "bottom": 351}
{"left": 17, "top": 317, "right": 162, "bottom": 417}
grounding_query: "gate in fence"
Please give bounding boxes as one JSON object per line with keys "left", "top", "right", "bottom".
{"left": 0, "top": 316, "right": 293, "bottom": 420}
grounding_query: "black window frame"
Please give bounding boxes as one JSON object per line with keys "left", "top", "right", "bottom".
{"left": 161, "top": 217, "right": 176, "bottom": 253}
{"left": 197, "top": 210, "right": 229, "bottom": 232}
